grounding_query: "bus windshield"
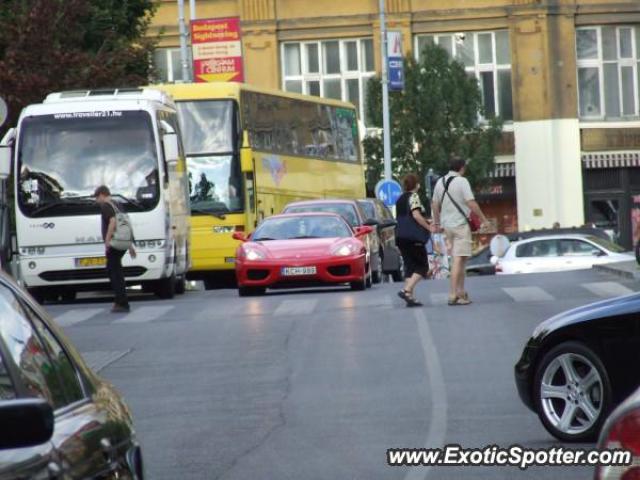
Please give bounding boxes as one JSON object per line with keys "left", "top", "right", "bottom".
{"left": 18, "top": 111, "right": 160, "bottom": 218}
{"left": 176, "top": 100, "right": 244, "bottom": 215}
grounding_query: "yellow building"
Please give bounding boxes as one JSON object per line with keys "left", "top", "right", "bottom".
{"left": 150, "top": 0, "right": 640, "bottom": 248}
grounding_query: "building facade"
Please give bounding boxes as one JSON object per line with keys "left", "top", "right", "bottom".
{"left": 151, "top": 0, "right": 640, "bottom": 247}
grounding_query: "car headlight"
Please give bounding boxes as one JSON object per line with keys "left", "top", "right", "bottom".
{"left": 244, "top": 248, "right": 266, "bottom": 261}
{"left": 333, "top": 243, "right": 357, "bottom": 256}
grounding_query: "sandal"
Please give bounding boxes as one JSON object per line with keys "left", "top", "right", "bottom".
{"left": 406, "top": 297, "right": 423, "bottom": 307}
{"left": 398, "top": 290, "right": 411, "bottom": 303}
{"left": 449, "top": 296, "right": 471, "bottom": 306}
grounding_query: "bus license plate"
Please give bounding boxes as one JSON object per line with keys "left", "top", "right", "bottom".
{"left": 281, "top": 266, "right": 317, "bottom": 276}
{"left": 75, "top": 257, "right": 107, "bottom": 268}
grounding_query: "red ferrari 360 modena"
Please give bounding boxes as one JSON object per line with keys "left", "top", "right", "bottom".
{"left": 233, "top": 212, "right": 374, "bottom": 296}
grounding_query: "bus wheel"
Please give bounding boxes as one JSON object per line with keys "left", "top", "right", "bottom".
{"left": 175, "top": 275, "right": 186, "bottom": 295}
{"left": 155, "top": 272, "right": 176, "bottom": 299}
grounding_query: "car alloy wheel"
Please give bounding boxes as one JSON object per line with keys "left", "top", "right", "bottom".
{"left": 534, "top": 341, "right": 611, "bottom": 442}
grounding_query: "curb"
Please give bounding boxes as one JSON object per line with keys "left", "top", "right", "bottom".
{"left": 593, "top": 262, "right": 640, "bottom": 281}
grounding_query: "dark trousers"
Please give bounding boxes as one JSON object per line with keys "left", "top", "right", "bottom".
{"left": 106, "top": 248, "right": 128, "bottom": 307}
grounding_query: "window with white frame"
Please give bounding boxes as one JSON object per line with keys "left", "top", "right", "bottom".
{"left": 576, "top": 26, "right": 640, "bottom": 120}
{"left": 414, "top": 31, "right": 513, "bottom": 122}
{"left": 153, "top": 48, "right": 192, "bottom": 83}
{"left": 281, "top": 38, "right": 376, "bottom": 124}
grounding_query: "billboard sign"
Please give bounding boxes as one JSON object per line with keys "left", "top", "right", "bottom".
{"left": 191, "top": 17, "right": 244, "bottom": 83}
{"left": 387, "top": 31, "right": 404, "bottom": 91}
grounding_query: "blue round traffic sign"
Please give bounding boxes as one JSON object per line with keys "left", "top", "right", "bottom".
{"left": 375, "top": 179, "right": 403, "bottom": 207}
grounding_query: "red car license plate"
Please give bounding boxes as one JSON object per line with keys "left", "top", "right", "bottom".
{"left": 281, "top": 266, "right": 317, "bottom": 276}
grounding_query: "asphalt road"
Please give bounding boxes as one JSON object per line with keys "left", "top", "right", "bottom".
{"left": 45, "top": 270, "right": 639, "bottom": 480}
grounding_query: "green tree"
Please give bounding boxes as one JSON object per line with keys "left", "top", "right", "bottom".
{"left": 0, "top": 0, "right": 157, "bottom": 132}
{"left": 365, "top": 42, "right": 503, "bottom": 198}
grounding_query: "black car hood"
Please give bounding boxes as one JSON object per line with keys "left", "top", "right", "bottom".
{"left": 532, "top": 292, "right": 640, "bottom": 342}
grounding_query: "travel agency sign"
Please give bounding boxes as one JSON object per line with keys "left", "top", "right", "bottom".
{"left": 191, "top": 17, "right": 244, "bottom": 83}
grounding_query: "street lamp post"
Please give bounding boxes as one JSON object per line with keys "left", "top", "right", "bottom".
{"left": 177, "top": 0, "right": 191, "bottom": 82}
{"left": 378, "top": 0, "right": 392, "bottom": 181}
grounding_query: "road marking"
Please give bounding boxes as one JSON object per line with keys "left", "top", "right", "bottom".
{"left": 273, "top": 299, "right": 318, "bottom": 316}
{"left": 54, "top": 308, "right": 104, "bottom": 327}
{"left": 582, "top": 281, "right": 634, "bottom": 298}
{"left": 81, "top": 350, "right": 131, "bottom": 373}
{"left": 405, "top": 309, "right": 447, "bottom": 480}
{"left": 503, "top": 286, "right": 554, "bottom": 302}
{"left": 113, "top": 306, "right": 175, "bottom": 324}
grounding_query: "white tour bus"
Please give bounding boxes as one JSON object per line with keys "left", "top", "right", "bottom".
{"left": 0, "top": 88, "right": 190, "bottom": 302}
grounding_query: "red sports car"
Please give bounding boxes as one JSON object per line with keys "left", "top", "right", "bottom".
{"left": 233, "top": 212, "right": 373, "bottom": 296}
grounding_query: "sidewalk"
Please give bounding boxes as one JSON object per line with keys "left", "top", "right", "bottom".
{"left": 593, "top": 260, "right": 640, "bottom": 281}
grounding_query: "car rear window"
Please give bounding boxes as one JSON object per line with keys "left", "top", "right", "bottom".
{"left": 357, "top": 201, "right": 376, "bottom": 220}
{"left": 285, "top": 204, "right": 359, "bottom": 226}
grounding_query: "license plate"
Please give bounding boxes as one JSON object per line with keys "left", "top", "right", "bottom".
{"left": 281, "top": 266, "right": 317, "bottom": 276}
{"left": 75, "top": 257, "right": 107, "bottom": 268}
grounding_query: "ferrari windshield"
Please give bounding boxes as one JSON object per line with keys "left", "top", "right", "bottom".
{"left": 253, "top": 215, "right": 352, "bottom": 241}
{"left": 283, "top": 203, "right": 360, "bottom": 227}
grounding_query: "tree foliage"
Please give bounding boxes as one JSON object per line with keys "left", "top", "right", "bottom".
{"left": 0, "top": 0, "right": 157, "bottom": 131}
{"left": 364, "top": 42, "right": 503, "bottom": 195}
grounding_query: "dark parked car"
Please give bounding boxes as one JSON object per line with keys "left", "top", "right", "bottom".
{"left": 515, "top": 293, "right": 640, "bottom": 442}
{"left": 0, "top": 273, "right": 144, "bottom": 479}
{"left": 357, "top": 199, "right": 403, "bottom": 281}
{"left": 595, "top": 385, "right": 640, "bottom": 479}
{"left": 467, "top": 227, "right": 615, "bottom": 276}
{"left": 282, "top": 199, "right": 383, "bottom": 284}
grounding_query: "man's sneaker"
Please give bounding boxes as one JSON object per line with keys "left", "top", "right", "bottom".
{"left": 111, "top": 304, "right": 130, "bottom": 313}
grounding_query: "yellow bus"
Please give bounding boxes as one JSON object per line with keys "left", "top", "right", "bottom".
{"left": 157, "top": 82, "right": 366, "bottom": 288}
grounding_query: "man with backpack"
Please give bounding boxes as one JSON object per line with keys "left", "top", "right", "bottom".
{"left": 94, "top": 185, "right": 136, "bottom": 313}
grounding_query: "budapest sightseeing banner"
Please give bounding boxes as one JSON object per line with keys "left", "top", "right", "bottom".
{"left": 191, "top": 17, "right": 244, "bottom": 83}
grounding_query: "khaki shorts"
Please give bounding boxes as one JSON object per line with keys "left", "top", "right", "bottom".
{"left": 444, "top": 224, "right": 472, "bottom": 257}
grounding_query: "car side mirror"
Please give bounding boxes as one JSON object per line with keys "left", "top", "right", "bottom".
{"left": 363, "top": 218, "right": 379, "bottom": 227}
{"left": 355, "top": 226, "right": 374, "bottom": 237}
{"left": 593, "top": 250, "right": 606, "bottom": 257}
{"left": 163, "top": 132, "right": 180, "bottom": 167}
{"left": 0, "top": 399, "right": 54, "bottom": 449}
{"left": 232, "top": 231, "right": 247, "bottom": 242}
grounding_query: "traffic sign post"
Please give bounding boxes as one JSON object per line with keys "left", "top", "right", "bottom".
{"left": 375, "top": 179, "right": 403, "bottom": 207}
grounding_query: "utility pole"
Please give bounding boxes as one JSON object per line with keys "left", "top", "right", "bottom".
{"left": 177, "top": 0, "right": 191, "bottom": 82}
{"left": 378, "top": 0, "right": 392, "bottom": 181}
{"left": 189, "top": 0, "right": 196, "bottom": 19}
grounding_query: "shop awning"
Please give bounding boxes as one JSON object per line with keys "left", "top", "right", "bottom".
{"left": 582, "top": 151, "right": 640, "bottom": 169}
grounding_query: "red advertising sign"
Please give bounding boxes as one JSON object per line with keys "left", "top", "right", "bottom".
{"left": 191, "top": 17, "right": 244, "bottom": 83}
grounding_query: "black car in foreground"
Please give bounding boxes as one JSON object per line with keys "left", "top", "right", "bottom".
{"left": 515, "top": 293, "right": 640, "bottom": 442}
{"left": 0, "top": 273, "right": 143, "bottom": 479}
